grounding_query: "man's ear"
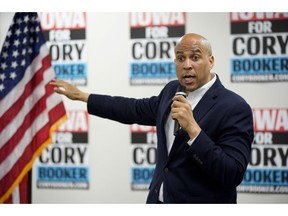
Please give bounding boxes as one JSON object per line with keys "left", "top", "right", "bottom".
{"left": 209, "top": 55, "right": 214, "bottom": 70}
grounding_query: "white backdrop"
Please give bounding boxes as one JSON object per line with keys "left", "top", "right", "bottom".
{"left": 1, "top": 12, "right": 287, "bottom": 204}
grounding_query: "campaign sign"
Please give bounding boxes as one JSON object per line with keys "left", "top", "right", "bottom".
{"left": 230, "top": 12, "right": 288, "bottom": 82}
{"left": 129, "top": 12, "right": 186, "bottom": 85}
{"left": 36, "top": 110, "right": 90, "bottom": 190}
{"left": 39, "top": 12, "right": 88, "bottom": 86}
{"left": 238, "top": 108, "right": 288, "bottom": 193}
{"left": 130, "top": 124, "right": 156, "bottom": 190}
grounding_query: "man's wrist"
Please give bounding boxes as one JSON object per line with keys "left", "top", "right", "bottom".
{"left": 79, "top": 92, "right": 89, "bottom": 102}
{"left": 187, "top": 129, "right": 201, "bottom": 146}
{"left": 187, "top": 125, "right": 201, "bottom": 140}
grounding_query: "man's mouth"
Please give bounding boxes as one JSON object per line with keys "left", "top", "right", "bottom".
{"left": 183, "top": 74, "right": 196, "bottom": 84}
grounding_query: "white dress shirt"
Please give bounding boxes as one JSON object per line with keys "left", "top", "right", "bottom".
{"left": 158, "top": 73, "right": 216, "bottom": 202}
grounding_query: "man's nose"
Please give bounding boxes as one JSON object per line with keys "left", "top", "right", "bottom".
{"left": 183, "top": 58, "right": 192, "bottom": 70}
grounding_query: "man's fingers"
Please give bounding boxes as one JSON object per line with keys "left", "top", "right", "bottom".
{"left": 172, "top": 95, "right": 186, "bottom": 102}
{"left": 50, "top": 80, "right": 68, "bottom": 95}
{"left": 54, "top": 86, "right": 66, "bottom": 94}
{"left": 50, "top": 79, "right": 65, "bottom": 87}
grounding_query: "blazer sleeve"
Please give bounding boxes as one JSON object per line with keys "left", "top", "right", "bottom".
{"left": 86, "top": 94, "right": 159, "bottom": 126}
{"left": 185, "top": 97, "right": 254, "bottom": 189}
{"left": 86, "top": 80, "right": 177, "bottom": 126}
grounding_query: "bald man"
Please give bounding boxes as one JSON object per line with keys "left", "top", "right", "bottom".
{"left": 51, "top": 33, "right": 254, "bottom": 203}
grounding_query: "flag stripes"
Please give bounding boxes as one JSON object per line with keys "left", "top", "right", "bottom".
{"left": 0, "top": 12, "right": 66, "bottom": 203}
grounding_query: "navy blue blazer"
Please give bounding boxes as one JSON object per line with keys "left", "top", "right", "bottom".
{"left": 87, "top": 75, "right": 254, "bottom": 203}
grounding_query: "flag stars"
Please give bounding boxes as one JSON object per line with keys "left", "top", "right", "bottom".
{"left": 35, "top": 26, "right": 40, "bottom": 32}
{"left": 1, "top": 62, "right": 7, "bottom": 70}
{"left": 22, "top": 37, "right": 27, "bottom": 45}
{"left": 24, "top": 15, "right": 29, "bottom": 23}
{"left": 13, "top": 39, "right": 20, "bottom": 47}
{"left": 12, "top": 50, "right": 19, "bottom": 58}
{"left": 21, "top": 59, "right": 26, "bottom": 67}
{"left": 15, "top": 28, "right": 21, "bottom": 36}
{"left": 16, "top": 18, "right": 22, "bottom": 25}
{"left": 2, "top": 52, "right": 8, "bottom": 59}
{"left": 0, "top": 83, "right": 4, "bottom": 92}
{"left": 0, "top": 73, "right": 6, "bottom": 81}
{"left": 7, "top": 30, "right": 12, "bottom": 38}
{"left": 22, "top": 49, "right": 26, "bottom": 55}
{"left": 10, "top": 72, "right": 17, "bottom": 80}
{"left": 4, "top": 41, "right": 10, "bottom": 48}
{"left": 23, "top": 26, "right": 28, "bottom": 34}
{"left": 11, "top": 61, "right": 18, "bottom": 69}
{"left": 0, "top": 13, "right": 46, "bottom": 98}
{"left": 31, "top": 16, "right": 37, "bottom": 22}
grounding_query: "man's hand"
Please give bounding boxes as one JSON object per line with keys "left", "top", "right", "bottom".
{"left": 171, "top": 95, "right": 201, "bottom": 140}
{"left": 50, "top": 79, "right": 89, "bottom": 102}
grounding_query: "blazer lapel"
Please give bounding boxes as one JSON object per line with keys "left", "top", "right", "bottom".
{"left": 193, "top": 76, "right": 222, "bottom": 123}
{"left": 159, "top": 84, "right": 178, "bottom": 159}
{"left": 166, "top": 128, "right": 187, "bottom": 163}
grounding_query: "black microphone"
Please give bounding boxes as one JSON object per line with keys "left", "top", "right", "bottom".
{"left": 173, "top": 85, "right": 187, "bottom": 136}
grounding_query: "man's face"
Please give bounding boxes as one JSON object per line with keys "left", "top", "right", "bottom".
{"left": 174, "top": 35, "right": 214, "bottom": 93}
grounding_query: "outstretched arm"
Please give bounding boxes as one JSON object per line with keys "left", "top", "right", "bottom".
{"left": 50, "top": 79, "right": 90, "bottom": 102}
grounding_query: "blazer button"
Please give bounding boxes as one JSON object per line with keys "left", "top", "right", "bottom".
{"left": 164, "top": 168, "right": 169, "bottom": 173}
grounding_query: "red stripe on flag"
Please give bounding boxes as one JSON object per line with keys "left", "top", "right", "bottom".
{"left": 0, "top": 83, "right": 54, "bottom": 164}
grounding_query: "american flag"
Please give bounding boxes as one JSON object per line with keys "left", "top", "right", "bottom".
{"left": 0, "top": 13, "right": 67, "bottom": 203}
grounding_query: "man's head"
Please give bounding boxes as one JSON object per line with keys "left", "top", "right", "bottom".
{"left": 174, "top": 33, "right": 214, "bottom": 93}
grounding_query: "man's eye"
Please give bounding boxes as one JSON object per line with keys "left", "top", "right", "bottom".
{"left": 192, "top": 55, "right": 200, "bottom": 60}
{"left": 177, "top": 56, "right": 184, "bottom": 62}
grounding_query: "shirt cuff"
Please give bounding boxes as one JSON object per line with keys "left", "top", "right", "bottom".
{"left": 187, "top": 135, "right": 198, "bottom": 146}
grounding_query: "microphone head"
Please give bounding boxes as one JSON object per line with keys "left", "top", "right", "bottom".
{"left": 175, "top": 85, "right": 187, "bottom": 97}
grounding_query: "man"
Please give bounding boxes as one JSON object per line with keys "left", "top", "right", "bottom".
{"left": 50, "top": 33, "right": 254, "bottom": 203}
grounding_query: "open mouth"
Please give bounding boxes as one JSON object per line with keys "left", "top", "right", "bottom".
{"left": 183, "top": 74, "right": 196, "bottom": 84}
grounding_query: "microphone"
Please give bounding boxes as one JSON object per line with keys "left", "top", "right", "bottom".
{"left": 173, "top": 85, "right": 187, "bottom": 136}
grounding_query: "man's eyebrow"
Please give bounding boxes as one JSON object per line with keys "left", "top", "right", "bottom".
{"left": 191, "top": 49, "right": 201, "bottom": 53}
{"left": 175, "top": 49, "right": 202, "bottom": 55}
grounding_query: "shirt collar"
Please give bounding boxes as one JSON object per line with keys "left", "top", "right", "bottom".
{"left": 188, "top": 73, "right": 216, "bottom": 98}
{"left": 187, "top": 73, "right": 216, "bottom": 101}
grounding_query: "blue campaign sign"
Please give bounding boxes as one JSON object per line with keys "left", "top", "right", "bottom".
{"left": 131, "top": 167, "right": 155, "bottom": 184}
{"left": 37, "top": 166, "right": 89, "bottom": 182}
{"left": 53, "top": 63, "right": 87, "bottom": 79}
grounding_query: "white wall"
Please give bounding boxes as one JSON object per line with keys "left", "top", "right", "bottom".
{"left": 1, "top": 12, "right": 287, "bottom": 204}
